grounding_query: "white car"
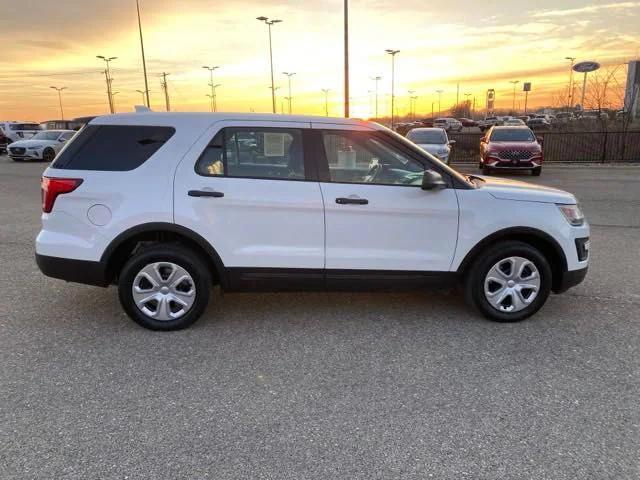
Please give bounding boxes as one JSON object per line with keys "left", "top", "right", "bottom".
{"left": 433, "top": 117, "right": 463, "bottom": 132}
{"left": 36, "top": 112, "right": 589, "bottom": 330}
{"left": 406, "top": 127, "right": 455, "bottom": 164}
{"left": 0, "top": 121, "right": 42, "bottom": 153}
{"left": 7, "top": 129, "right": 75, "bottom": 162}
{"left": 503, "top": 118, "right": 526, "bottom": 126}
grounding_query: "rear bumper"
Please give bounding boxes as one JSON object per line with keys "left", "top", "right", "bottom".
{"left": 35, "top": 253, "right": 109, "bottom": 287}
{"left": 553, "top": 266, "right": 588, "bottom": 294}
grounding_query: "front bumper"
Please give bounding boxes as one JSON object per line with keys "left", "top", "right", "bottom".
{"left": 36, "top": 253, "right": 109, "bottom": 287}
{"left": 9, "top": 149, "right": 42, "bottom": 160}
{"left": 553, "top": 266, "right": 588, "bottom": 293}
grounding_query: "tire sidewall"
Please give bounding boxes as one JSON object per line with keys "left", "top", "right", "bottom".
{"left": 43, "top": 148, "right": 55, "bottom": 162}
{"left": 118, "top": 246, "right": 211, "bottom": 330}
{"left": 467, "top": 242, "right": 552, "bottom": 322}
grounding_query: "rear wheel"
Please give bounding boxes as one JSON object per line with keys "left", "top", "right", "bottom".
{"left": 464, "top": 241, "right": 552, "bottom": 322}
{"left": 532, "top": 167, "right": 542, "bottom": 176}
{"left": 118, "top": 244, "right": 212, "bottom": 330}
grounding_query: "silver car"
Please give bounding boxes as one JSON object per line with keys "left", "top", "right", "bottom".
{"left": 406, "top": 127, "right": 455, "bottom": 164}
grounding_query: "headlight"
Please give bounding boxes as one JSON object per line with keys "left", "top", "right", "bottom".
{"left": 27, "top": 145, "right": 43, "bottom": 150}
{"left": 558, "top": 204, "right": 584, "bottom": 226}
{"left": 438, "top": 148, "right": 448, "bottom": 155}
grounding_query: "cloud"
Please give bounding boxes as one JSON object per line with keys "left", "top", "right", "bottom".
{"left": 533, "top": 2, "right": 640, "bottom": 18}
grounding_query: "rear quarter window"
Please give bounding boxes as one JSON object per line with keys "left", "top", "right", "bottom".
{"left": 52, "top": 125, "right": 175, "bottom": 171}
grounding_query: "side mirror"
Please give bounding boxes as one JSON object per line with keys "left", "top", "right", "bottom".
{"left": 421, "top": 169, "right": 447, "bottom": 191}
{"left": 448, "top": 139, "right": 456, "bottom": 146}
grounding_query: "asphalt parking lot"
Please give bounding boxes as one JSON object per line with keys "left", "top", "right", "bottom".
{"left": 1, "top": 155, "right": 639, "bottom": 479}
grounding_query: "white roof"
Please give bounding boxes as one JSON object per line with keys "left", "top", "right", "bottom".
{"left": 91, "top": 111, "right": 383, "bottom": 130}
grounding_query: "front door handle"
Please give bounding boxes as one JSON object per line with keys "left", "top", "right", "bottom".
{"left": 188, "top": 190, "right": 224, "bottom": 198}
{"left": 336, "top": 197, "right": 368, "bottom": 205}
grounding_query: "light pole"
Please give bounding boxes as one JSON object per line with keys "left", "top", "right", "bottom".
{"left": 565, "top": 56, "right": 576, "bottom": 110}
{"left": 282, "top": 72, "right": 296, "bottom": 114}
{"left": 210, "top": 84, "right": 221, "bottom": 112}
{"left": 509, "top": 80, "right": 520, "bottom": 112}
{"left": 371, "top": 76, "right": 382, "bottom": 119}
{"left": 256, "top": 16, "right": 282, "bottom": 114}
{"left": 136, "top": 89, "right": 147, "bottom": 106}
{"left": 436, "top": 89, "right": 443, "bottom": 116}
{"left": 202, "top": 66, "right": 220, "bottom": 112}
{"left": 410, "top": 96, "right": 418, "bottom": 120}
{"left": 111, "top": 91, "right": 120, "bottom": 114}
{"left": 97, "top": 55, "right": 117, "bottom": 114}
{"left": 136, "top": 0, "right": 150, "bottom": 109}
{"left": 321, "top": 89, "right": 330, "bottom": 116}
{"left": 50, "top": 86, "right": 67, "bottom": 120}
{"left": 407, "top": 90, "right": 415, "bottom": 119}
{"left": 385, "top": 49, "right": 400, "bottom": 128}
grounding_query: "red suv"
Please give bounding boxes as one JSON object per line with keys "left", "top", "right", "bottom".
{"left": 479, "top": 126, "right": 543, "bottom": 176}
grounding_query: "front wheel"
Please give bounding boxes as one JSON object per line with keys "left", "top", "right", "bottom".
{"left": 464, "top": 241, "right": 552, "bottom": 322}
{"left": 42, "top": 148, "right": 56, "bottom": 162}
{"left": 532, "top": 167, "right": 542, "bottom": 176}
{"left": 118, "top": 245, "right": 212, "bottom": 330}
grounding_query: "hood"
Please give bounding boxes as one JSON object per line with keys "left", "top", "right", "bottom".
{"left": 8, "top": 139, "right": 52, "bottom": 148}
{"left": 415, "top": 143, "right": 448, "bottom": 155}
{"left": 487, "top": 141, "right": 540, "bottom": 151}
{"left": 480, "top": 176, "right": 576, "bottom": 204}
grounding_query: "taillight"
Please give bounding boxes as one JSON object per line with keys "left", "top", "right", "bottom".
{"left": 41, "top": 177, "right": 83, "bottom": 213}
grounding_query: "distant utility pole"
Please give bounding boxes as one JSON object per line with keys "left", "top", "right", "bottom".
{"left": 136, "top": 0, "right": 150, "bottom": 109}
{"left": 97, "top": 55, "right": 117, "bottom": 114}
{"left": 385, "top": 49, "right": 400, "bottom": 128}
{"left": 321, "top": 88, "right": 330, "bottom": 116}
{"left": 456, "top": 82, "right": 460, "bottom": 106}
{"left": 111, "top": 91, "right": 120, "bottom": 113}
{"left": 436, "top": 89, "right": 443, "bottom": 116}
{"left": 509, "top": 80, "right": 520, "bottom": 111}
{"left": 431, "top": 101, "right": 434, "bottom": 118}
{"left": 464, "top": 92, "right": 472, "bottom": 116}
{"left": 407, "top": 90, "right": 415, "bottom": 119}
{"left": 371, "top": 76, "right": 382, "bottom": 119}
{"left": 282, "top": 72, "right": 296, "bottom": 114}
{"left": 202, "top": 66, "right": 220, "bottom": 112}
{"left": 256, "top": 16, "right": 282, "bottom": 114}
{"left": 160, "top": 72, "right": 170, "bottom": 112}
{"left": 410, "top": 96, "right": 418, "bottom": 120}
{"left": 50, "top": 86, "right": 67, "bottom": 120}
{"left": 344, "top": 0, "right": 349, "bottom": 118}
{"left": 211, "top": 84, "right": 221, "bottom": 111}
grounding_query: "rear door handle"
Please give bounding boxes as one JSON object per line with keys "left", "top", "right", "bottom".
{"left": 336, "top": 197, "right": 368, "bottom": 205}
{"left": 188, "top": 190, "right": 224, "bottom": 198}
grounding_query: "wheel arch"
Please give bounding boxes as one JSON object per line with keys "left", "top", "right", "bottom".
{"left": 101, "top": 222, "right": 226, "bottom": 287}
{"left": 456, "top": 227, "right": 568, "bottom": 291}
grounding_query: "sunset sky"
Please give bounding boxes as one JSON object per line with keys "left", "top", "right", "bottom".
{"left": 1, "top": 0, "right": 639, "bottom": 120}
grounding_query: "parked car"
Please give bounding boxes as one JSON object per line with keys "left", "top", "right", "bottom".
{"left": 458, "top": 118, "right": 478, "bottom": 127}
{"left": 517, "top": 116, "right": 532, "bottom": 123}
{"left": 7, "top": 130, "right": 75, "bottom": 162}
{"left": 406, "top": 127, "right": 455, "bottom": 164}
{"left": 36, "top": 112, "right": 589, "bottom": 330}
{"left": 478, "top": 116, "right": 503, "bottom": 132}
{"left": 555, "top": 112, "right": 575, "bottom": 124}
{"left": 527, "top": 118, "right": 553, "bottom": 131}
{"left": 503, "top": 118, "right": 526, "bottom": 126}
{"left": 418, "top": 118, "right": 435, "bottom": 127}
{"left": 0, "top": 122, "right": 42, "bottom": 152}
{"left": 479, "top": 126, "right": 543, "bottom": 176}
{"left": 434, "top": 117, "right": 463, "bottom": 132}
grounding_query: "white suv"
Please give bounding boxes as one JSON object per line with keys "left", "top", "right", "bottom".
{"left": 433, "top": 117, "right": 463, "bottom": 132}
{"left": 36, "top": 112, "right": 590, "bottom": 330}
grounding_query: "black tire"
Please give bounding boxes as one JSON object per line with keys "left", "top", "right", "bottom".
{"left": 532, "top": 167, "right": 542, "bottom": 176}
{"left": 478, "top": 161, "right": 483, "bottom": 170}
{"left": 464, "top": 241, "right": 552, "bottom": 322}
{"left": 118, "top": 244, "right": 212, "bottom": 330}
{"left": 42, "top": 148, "right": 55, "bottom": 162}
{"left": 482, "top": 165, "right": 491, "bottom": 175}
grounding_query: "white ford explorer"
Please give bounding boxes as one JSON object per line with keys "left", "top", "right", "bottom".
{"left": 36, "top": 112, "right": 589, "bottom": 330}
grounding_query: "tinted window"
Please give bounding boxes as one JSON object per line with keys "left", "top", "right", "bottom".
{"left": 489, "top": 128, "right": 535, "bottom": 142}
{"left": 407, "top": 130, "right": 446, "bottom": 144}
{"left": 52, "top": 125, "right": 175, "bottom": 171}
{"left": 32, "top": 131, "right": 61, "bottom": 141}
{"left": 322, "top": 131, "right": 424, "bottom": 186}
{"left": 196, "top": 128, "right": 305, "bottom": 180}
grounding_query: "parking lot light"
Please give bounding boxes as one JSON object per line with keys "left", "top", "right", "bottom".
{"left": 50, "top": 86, "right": 67, "bottom": 120}
{"left": 385, "top": 49, "right": 400, "bottom": 128}
{"left": 256, "top": 16, "right": 283, "bottom": 114}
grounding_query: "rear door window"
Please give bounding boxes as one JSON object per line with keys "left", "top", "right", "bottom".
{"left": 52, "top": 125, "right": 175, "bottom": 171}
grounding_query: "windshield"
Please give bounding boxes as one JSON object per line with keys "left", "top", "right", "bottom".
{"left": 490, "top": 128, "right": 535, "bottom": 142}
{"left": 31, "top": 131, "right": 61, "bottom": 141}
{"left": 407, "top": 130, "right": 446, "bottom": 144}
